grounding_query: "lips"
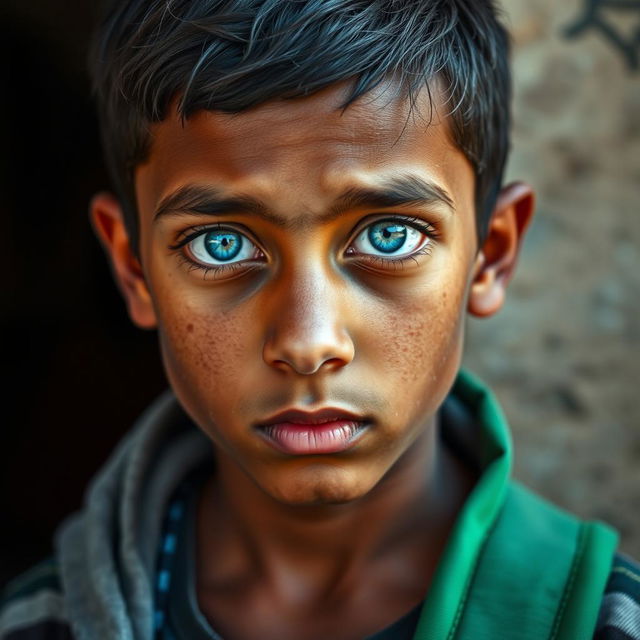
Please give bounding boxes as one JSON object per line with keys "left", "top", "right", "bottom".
{"left": 256, "top": 408, "right": 369, "bottom": 455}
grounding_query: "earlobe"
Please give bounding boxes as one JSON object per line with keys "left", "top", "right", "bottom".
{"left": 468, "top": 181, "right": 535, "bottom": 318}
{"left": 89, "top": 192, "right": 157, "bottom": 329}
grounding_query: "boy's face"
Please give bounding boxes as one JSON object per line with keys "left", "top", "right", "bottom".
{"left": 94, "top": 81, "right": 532, "bottom": 505}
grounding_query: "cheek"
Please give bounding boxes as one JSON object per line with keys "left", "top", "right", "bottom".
{"left": 373, "top": 287, "right": 465, "bottom": 383}
{"left": 356, "top": 272, "right": 468, "bottom": 436}
{"left": 146, "top": 251, "right": 270, "bottom": 394}
{"left": 156, "top": 301, "right": 251, "bottom": 400}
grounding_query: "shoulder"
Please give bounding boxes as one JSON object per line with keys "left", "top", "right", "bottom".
{"left": 594, "top": 552, "right": 640, "bottom": 640}
{"left": 0, "top": 557, "right": 73, "bottom": 639}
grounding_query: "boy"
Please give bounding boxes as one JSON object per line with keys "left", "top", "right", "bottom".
{"left": 1, "top": 1, "right": 638, "bottom": 639}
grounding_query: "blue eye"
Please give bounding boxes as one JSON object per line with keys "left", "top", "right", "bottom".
{"left": 352, "top": 220, "right": 427, "bottom": 258}
{"left": 188, "top": 229, "right": 258, "bottom": 265}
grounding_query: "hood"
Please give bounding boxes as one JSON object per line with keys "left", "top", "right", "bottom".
{"left": 55, "top": 391, "right": 211, "bottom": 640}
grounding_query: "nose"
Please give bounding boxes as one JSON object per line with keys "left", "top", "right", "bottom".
{"left": 262, "top": 267, "right": 355, "bottom": 375}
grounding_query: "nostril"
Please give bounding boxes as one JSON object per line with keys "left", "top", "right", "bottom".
{"left": 322, "top": 357, "right": 348, "bottom": 371}
{"left": 271, "top": 359, "right": 297, "bottom": 374}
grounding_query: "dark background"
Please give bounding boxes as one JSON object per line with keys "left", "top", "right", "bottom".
{"left": 0, "top": 2, "right": 166, "bottom": 588}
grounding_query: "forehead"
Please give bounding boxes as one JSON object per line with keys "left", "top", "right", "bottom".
{"left": 135, "top": 82, "right": 475, "bottom": 222}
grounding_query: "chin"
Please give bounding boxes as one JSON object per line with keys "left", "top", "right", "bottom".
{"left": 265, "top": 464, "right": 375, "bottom": 507}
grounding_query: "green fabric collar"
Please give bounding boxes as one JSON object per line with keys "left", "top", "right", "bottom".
{"left": 413, "top": 369, "right": 513, "bottom": 639}
{"left": 413, "top": 370, "right": 618, "bottom": 640}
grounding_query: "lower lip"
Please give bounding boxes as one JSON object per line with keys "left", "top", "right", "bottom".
{"left": 259, "top": 420, "right": 368, "bottom": 455}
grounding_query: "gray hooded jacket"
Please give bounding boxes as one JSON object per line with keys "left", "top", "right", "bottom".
{"left": 0, "top": 391, "right": 211, "bottom": 640}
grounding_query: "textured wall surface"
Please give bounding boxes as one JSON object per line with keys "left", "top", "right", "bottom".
{"left": 464, "top": 0, "right": 640, "bottom": 556}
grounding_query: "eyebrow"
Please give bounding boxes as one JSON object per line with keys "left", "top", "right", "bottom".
{"left": 152, "top": 174, "right": 454, "bottom": 228}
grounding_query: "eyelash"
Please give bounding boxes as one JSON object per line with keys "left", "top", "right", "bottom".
{"left": 168, "top": 217, "right": 439, "bottom": 278}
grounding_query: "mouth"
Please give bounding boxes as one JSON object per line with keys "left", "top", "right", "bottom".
{"left": 255, "top": 408, "right": 370, "bottom": 455}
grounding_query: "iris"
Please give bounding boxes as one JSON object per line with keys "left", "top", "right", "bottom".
{"left": 205, "top": 231, "right": 243, "bottom": 261}
{"left": 367, "top": 222, "right": 407, "bottom": 254}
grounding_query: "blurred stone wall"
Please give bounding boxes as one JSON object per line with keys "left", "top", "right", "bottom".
{"left": 463, "top": 0, "right": 640, "bottom": 556}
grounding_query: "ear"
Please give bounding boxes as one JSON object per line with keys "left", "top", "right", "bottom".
{"left": 468, "top": 182, "right": 535, "bottom": 318}
{"left": 89, "top": 192, "right": 157, "bottom": 329}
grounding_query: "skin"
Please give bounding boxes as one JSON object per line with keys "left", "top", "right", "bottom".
{"left": 91, "top": 80, "right": 534, "bottom": 640}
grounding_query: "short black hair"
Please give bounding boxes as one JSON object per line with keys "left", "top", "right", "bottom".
{"left": 90, "top": 0, "right": 511, "bottom": 255}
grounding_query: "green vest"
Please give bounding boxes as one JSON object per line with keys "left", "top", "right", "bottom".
{"left": 414, "top": 371, "right": 618, "bottom": 640}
